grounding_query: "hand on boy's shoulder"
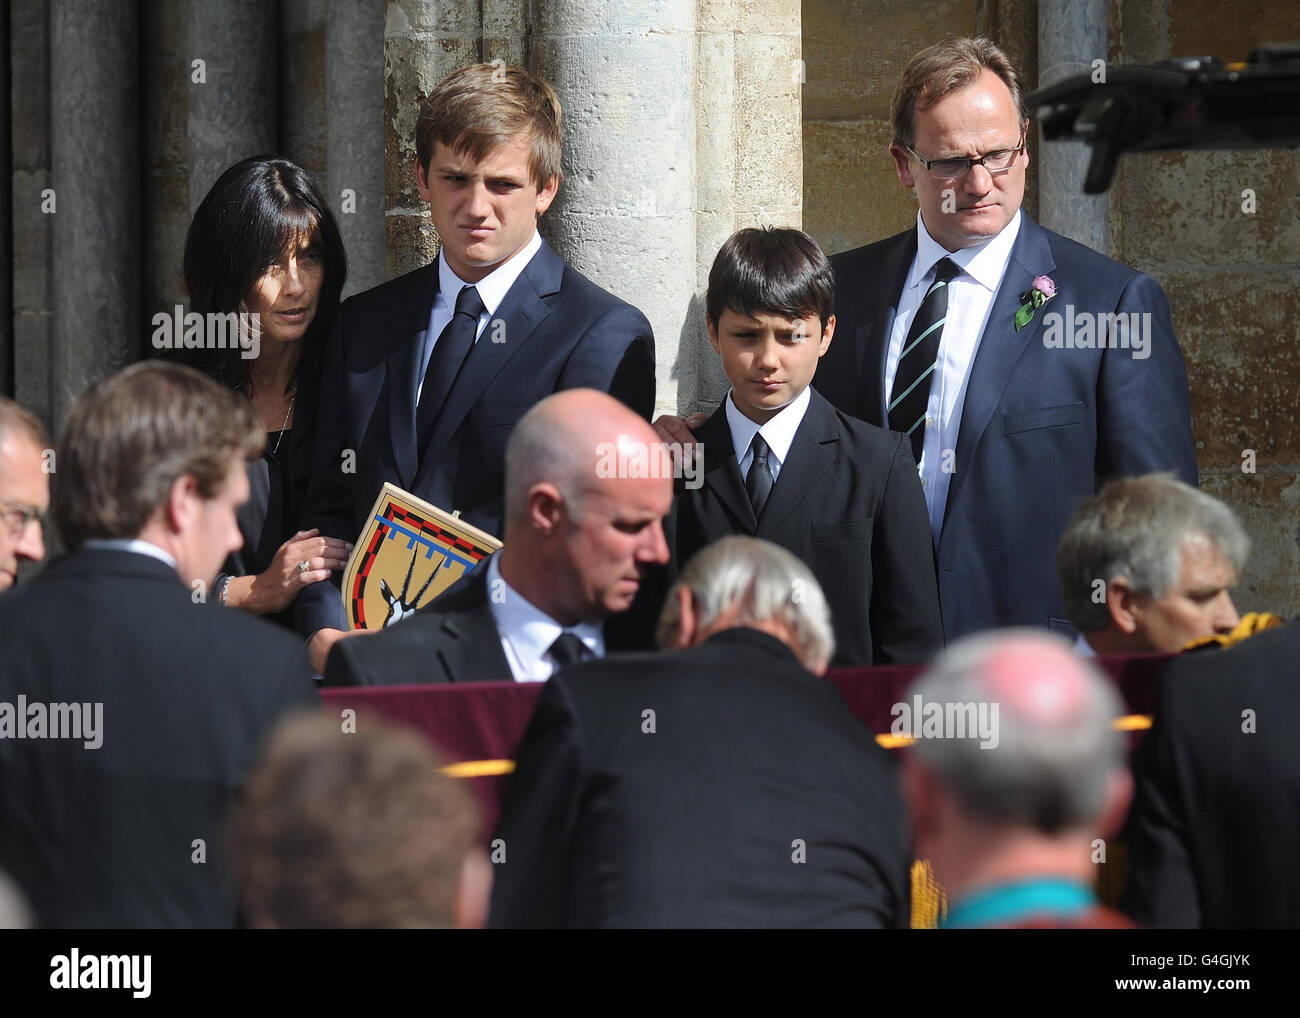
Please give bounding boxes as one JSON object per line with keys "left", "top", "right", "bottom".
{"left": 652, "top": 412, "right": 709, "bottom": 447}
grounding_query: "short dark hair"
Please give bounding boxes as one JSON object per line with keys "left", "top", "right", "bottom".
{"left": 54, "top": 362, "right": 263, "bottom": 549}
{"left": 706, "top": 227, "right": 834, "bottom": 330}
{"left": 228, "top": 711, "right": 481, "bottom": 929}
{"left": 181, "top": 156, "right": 346, "bottom": 395}
{"left": 416, "top": 64, "right": 563, "bottom": 192}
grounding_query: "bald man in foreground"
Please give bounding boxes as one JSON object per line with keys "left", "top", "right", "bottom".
{"left": 901, "top": 631, "right": 1134, "bottom": 928}
{"left": 324, "top": 389, "right": 673, "bottom": 685}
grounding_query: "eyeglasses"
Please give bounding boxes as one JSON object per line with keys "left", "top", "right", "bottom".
{"left": 904, "top": 129, "right": 1027, "bottom": 179}
{"left": 0, "top": 498, "right": 42, "bottom": 538}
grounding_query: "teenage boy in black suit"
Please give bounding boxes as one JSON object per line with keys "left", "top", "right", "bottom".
{"left": 664, "top": 227, "right": 942, "bottom": 665}
{"left": 296, "top": 63, "right": 655, "bottom": 670}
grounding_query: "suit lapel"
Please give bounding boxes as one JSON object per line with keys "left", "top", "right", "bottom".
{"left": 432, "top": 569, "right": 513, "bottom": 681}
{"left": 695, "top": 405, "right": 757, "bottom": 533}
{"left": 854, "top": 230, "right": 917, "bottom": 426}
{"left": 386, "top": 265, "right": 439, "bottom": 487}
{"left": 941, "top": 215, "right": 1057, "bottom": 536}
{"left": 411, "top": 241, "right": 562, "bottom": 494}
{"left": 756, "top": 392, "right": 837, "bottom": 535}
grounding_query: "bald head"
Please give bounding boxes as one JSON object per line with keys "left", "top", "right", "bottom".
{"left": 500, "top": 390, "right": 673, "bottom": 624}
{"left": 907, "top": 630, "right": 1125, "bottom": 835}
{"left": 505, "top": 390, "right": 665, "bottom": 526}
{"left": 979, "top": 638, "right": 1091, "bottom": 729}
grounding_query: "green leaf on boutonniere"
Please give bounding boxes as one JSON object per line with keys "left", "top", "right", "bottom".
{"left": 1014, "top": 301, "right": 1035, "bottom": 331}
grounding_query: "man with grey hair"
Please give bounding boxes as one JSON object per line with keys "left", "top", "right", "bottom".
{"left": 490, "top": 536, "right": 910, "bottom": 928}
{"left": 0, "top": 397, "right": 50, "bottom": 592}
{"left": 1057, "top": 474, "right": 1247, "bottom": 655}
{"left": 325, "top": 388, "right": 672, "bottom": 685}
{"left": 901, "top": 630, "right": 1133, "bottom": 927}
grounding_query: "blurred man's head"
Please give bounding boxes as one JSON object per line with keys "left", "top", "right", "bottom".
{"left": 0, "top": 398, "right": 50, "bottom": 591}
{"left": 1058, "top": 474, "right": 1248, "bottom": 654}
{"left": 889, "top": 37, "right": 1028, "bottom": 252}
{"left": 54, "top": 361, "right": 263, "bottom": 588}
{"left": 656, "top": 536, "right": 835, "bottom": 674}
{"left": 901, "top": 631, "right": 1131, "bottom": 903}
{"left": 502, "top": 389, "right": 672, "bottom": 626}
{"left": 229, "top": 711, "right": 489, "bottom": 929}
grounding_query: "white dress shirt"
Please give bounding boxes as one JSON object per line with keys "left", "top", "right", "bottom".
{"left": 724, "top": 385, "right": 812, "bottom": 487}
{"left": 82, "top": 538, "right": 179, "bottom": 572}
{"left": 883, "top": 210, "right": 1022, "bottom": 541}
{"left": 1073, "top": 631, "right": 1097, "bottom": 657}
{"left": 485, "top": 554, "right": 604, "bottom": 683}
{"left": 417, "top": 229, "right": 543, "bottom": 402}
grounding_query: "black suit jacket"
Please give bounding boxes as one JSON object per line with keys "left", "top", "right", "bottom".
{"left": 322, "top": 563, "right": 649, "bottom": 686}
{"left": 296, "top": 238, "right": 655, "bottom": 634}
{"left": 0, "top": 549, "right": 318, "bottom": 928}
{"left": 1123, "top": 622, "right": 1300, "bottom": 928}
{"left": 816, "top": 214, "right": 1196, "bottom": 640}
{"left": 489, "top": 627, "right": 911, "bottom": 928}
{"left": 665, "top": 390, "right": 942, "bottom": 666}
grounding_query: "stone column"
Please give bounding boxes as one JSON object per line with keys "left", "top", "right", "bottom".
{"left": 684, "top": 0, "right": 803, "bottom": 414}
{"left": 1037, "top": 0, "right": 1108, "bottom": 252}
{"left": 532, "top": 0, "right": 698, "bottom": 418}
{"left": 10, "top": 0, "right": 52, "bottom": 423}
{"left": 0, "top": 3, "right": 11, "bottom": 397}
{"left": 49, "top": 0, "right": 139, "bottom": 424}
{"left": 326, "top": 0, "right": 386, "bottom": 296}
{"left": 382, "top": 0, "right": 486, "bottom": 278}
{"left": 186, "top": 0, "right": 277, "bottom": 214}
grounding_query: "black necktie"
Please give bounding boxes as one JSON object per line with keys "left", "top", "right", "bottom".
{"left": 889, "top": 257, "right": 960, "bottom": 465}
{"left": 547, "top": 632, "right": 588, "bottom": 669}
{"left": 417, "top": 285, "right": 485, "bottom": 448}
{"left": 745, "top": 433, "right": 773, "bottom": 521}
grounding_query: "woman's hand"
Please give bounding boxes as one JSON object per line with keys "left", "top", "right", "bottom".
{"left": 228, "top": 529, "right": 353, "bottom": 615}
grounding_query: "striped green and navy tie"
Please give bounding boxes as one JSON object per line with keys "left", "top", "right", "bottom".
{"left": 888, "top": 257, "right": 960, "bottom": 465}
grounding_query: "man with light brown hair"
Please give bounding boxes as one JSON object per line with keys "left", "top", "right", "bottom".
{"left": 811, "top": 36, "right": 1196, "bottom": 643}
{"left": 0, "top": 397, "right": 50, "bottom": 591}
{"left": 230, "top": 711, "right": 490, "bottom": 928}
{"left": 0, "top": 361, "right": 317, "bottom": 928}
{"left": 297, "top": 62, "right": 657, "bottom": 671}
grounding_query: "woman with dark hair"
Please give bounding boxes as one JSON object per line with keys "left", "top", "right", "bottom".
{"left": 181, "top": 155, "right": 351, "bottom": 625}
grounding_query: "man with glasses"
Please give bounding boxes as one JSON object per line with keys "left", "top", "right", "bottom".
{"left": 813, "top": 36, "right": 1196, "bottom": 641}
{"left": 0, "top": 397, "right": 50, "bottom": 592}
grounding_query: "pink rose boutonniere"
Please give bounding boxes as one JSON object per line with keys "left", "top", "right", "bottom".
{"left": 1015, "top": 274, "right": 1057, "bottom": 331}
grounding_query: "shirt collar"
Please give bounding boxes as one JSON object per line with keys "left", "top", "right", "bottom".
{"left": 944, "top": 877, "right": 1096, "bottom": 929}
{"left": 910, "top": 208, "right": 1022, "bottom": 294}
{"left": 437, "top": 229, "right": 542, "bottom": 318}
{"left": 485, "top": 553, "right": 604, "bottom": 667}
{"left": 724, "top": 385, "right": 811, "bottom": 467}
{"left": 1073, "top": 631, "right": 1097, "bottom": 657}
{"left": 81, "top": 538, "right": 179, "bottom": 572}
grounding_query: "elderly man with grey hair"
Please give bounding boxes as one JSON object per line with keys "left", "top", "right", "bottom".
{"left": 901, "top": 630, "right": 1134, "bottom": 928}
{"left": 490, "top": 536, "right": 910, "bottom": 928}
{"left": 1057, "top": 474, "right": 1248, "bottom": 655}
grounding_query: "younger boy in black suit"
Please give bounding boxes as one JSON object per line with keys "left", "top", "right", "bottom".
{"left": 667, "top": 227, "right": 943, "bottom": 665}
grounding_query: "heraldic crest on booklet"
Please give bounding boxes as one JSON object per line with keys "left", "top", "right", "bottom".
{"left": 341, "top": 482, "right": 501, "bottom": 631}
